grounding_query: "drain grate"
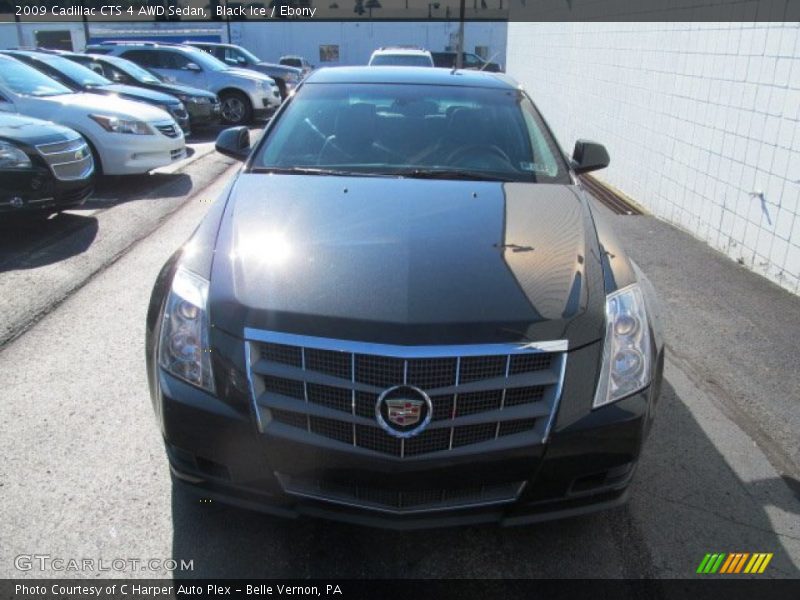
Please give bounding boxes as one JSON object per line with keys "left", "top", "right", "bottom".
{"left": 580, "top": 175, "right": 643, "bottom": 216}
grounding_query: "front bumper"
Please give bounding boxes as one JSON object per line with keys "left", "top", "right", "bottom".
{"left": 155, "top": 338, "right": 658, "bottom": 529}
{"left": 1, "top": 168, "right": 93, "bottom": 213}
{"left": 186, "top": 101, "right": 221, "bottom": 127}
{"left": 96, "top": 126, "right": 186, "bottom": 175}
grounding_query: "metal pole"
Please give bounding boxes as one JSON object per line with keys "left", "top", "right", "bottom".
{"left": 81, "top": 0, "right": 90, "bottom": 49}
{"left": 225, "top": 0, "right": 232, "bottom": 42}
{"left": 455, "top": 0, "right": 465, "bottom": 69}
{"left": 14, "top": 11, "right": 23, "bottom": 47}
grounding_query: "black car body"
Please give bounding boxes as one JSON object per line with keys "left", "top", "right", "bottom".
{"left": 60, "top": 53, "right": 221, "bottom": 129}
{"left": 186, "top": 42, "right": 303, "bottom": 100}
{"left": 278, "top": 55, "right": 314, "bottom": 76}
{"left": 146, "top": 67, "right": 664, "bottom": 529}
{"left": 1, "top": 50, "right": 192, "bottom": 134}
{"left": 0, "top": 113, "right": 93, "bottom": 214}
{"left": 432, "top": 51, "right": 503, "bottom": 72}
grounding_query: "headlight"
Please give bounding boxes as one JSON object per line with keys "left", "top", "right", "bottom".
{"left": 593, "top": 283, "right": 652, "bottom": 409}
{"left": 158, "top": 266, "right": 215, "bottom": 393}
{"left": 89, "top": 114, "right": 152, "bottom": 135}
{"left": 0, "top": 141, "right": 32, "bottom": 169}
{"left": 181, "top": 95, "right": 211, "bottom": 104}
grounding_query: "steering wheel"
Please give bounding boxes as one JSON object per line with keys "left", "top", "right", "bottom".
{"left": 446, "top": 144, "right": 513, "bottom": 169}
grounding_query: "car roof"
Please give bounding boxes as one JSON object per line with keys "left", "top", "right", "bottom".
{"left": 372, "top": 47, "right": 431, "bottom": 56}
{"left": 305, "top": 66, "right": 518, "bottom": 89}
{"left": 186, "top": 41, "right": 228, "bottom": 47}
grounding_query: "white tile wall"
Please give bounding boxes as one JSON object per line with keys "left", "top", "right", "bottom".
{"left": 507, "top": 22, "right": 800, "bottom": 295}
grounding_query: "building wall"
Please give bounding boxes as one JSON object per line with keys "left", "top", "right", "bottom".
{"left": 507, "top": 22, "right": 800, "bottom": 295}
{"left": 235, "top": 20, "right": 507, "bottom": 67}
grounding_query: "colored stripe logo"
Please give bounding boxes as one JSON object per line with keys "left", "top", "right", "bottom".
{"left": 696, "top": 553, "right": 773, "bottom": 574}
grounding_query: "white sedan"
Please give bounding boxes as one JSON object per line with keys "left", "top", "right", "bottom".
{"left": 0, "top": 54, "right": 185, "bottom": 175}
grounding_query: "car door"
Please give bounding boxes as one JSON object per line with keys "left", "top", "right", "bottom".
{"left": 162, "top": 50, "right": 208, "bottom": 88}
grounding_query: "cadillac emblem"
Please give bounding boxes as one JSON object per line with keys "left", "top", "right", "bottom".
{"left": 376, "top": 385, "right": 432, "bottom": 438}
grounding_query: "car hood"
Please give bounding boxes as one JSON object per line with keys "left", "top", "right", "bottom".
{"left": 209, "top": 174, "right": 607, "bottom": 347}
{"left": 101, "top": 83, "right": 181, "bottom": 105}
{"left": 254, "top": 62, "right": 301, "bottom": 75}
{"left": 0, "top": 112, "right": 78, "bottom": 145}
{"left": 145, "top": 81, "right": 217, "bottom": 100}
{"left": 224, "top": 67, "right": 275, "bottom": 83}
{"left": 29, "top": 92, "right": 174, "bottom": 123}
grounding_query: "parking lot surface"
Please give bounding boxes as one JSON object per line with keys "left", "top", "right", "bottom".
{"left": 0, "top": 152, "right": 798, "bottom": 580}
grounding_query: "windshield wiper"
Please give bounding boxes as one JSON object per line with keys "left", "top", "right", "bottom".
{"left": 392, "top": 168, "right": 516, "bottom": 182}
{"left": 251, "top": 166, "right": 390, "bottom": 177}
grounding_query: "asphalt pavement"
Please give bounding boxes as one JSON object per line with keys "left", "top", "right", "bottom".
{"left": 0, "top": 158, "right": 798, "bottom": 581}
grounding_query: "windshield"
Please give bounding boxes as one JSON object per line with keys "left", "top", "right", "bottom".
{"left": 370, "top": 54, "right": 432, "bottom": 67}
{"left": 253, "top": 83, "right": 570, "bottom": 183}
{"left": 39, "top": 55, "right": 112, "bottom": 87}
{"left": 184, "top": 49, "right": 228, "bottom": 72}
{"left": 110, "top": 57, "right": 162, "bottom": 84}
{"left": 234, "top": 46, "right": 261, "bottom": 64}
{"left": 0, "top": 59, "right": 72, "bottom": 97}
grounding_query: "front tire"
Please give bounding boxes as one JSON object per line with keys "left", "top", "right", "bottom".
{"left": 219, "top": 91, "right": 253, "bottom": 126}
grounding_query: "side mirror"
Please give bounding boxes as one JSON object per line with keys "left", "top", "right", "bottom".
{"left": 185, "top": 62, "right": 202, "bottom": 72}
{"left": 571, "top": 140, "right": 609, "bottom": 174}
{"left": 215, "top": 126, "right": 251, "bottom": 161}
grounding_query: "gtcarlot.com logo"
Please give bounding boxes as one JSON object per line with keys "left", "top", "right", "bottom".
{"left": 696, "top": 552, "right": 773, "bottom": 574}
{"left": 14, "top": 554, "right": 193, "bottom": 573}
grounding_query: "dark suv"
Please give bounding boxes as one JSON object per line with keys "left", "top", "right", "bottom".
{"left": 186, "top": 42, "right": 302, "bottom": 100}
{"left": 146, "top": 67, "right": 663, "bottom": 529}
{"left": 431, "top": 51, "right": 503, "bottom": 72}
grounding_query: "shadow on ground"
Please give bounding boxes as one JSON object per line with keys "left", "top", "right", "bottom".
{"left": 0, "top": 173, "right": 192, "bottom": 273}
{"left": 169, "top": 380, "right": 799, "bottom": 579}
{"left": 0, "top": 213, "right": 99, "bottom": 273}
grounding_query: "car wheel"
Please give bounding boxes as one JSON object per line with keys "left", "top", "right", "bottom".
{"left": 220, "top": 91, "right": 253, "bottom": 126}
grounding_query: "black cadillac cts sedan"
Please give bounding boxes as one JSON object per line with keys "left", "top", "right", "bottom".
{"left": 146, "top": 67, "right": 664, "bottom": 528}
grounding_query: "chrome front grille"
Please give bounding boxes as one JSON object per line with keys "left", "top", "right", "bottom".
{"left": 35, "top": 137, "right": 94, "bottom": 182}
{"left": 156, "top": 124, "right": 179, "bottom": 138}
{"left": 244, "top": 330, "right": 567, "bottom": 460}
{"left": 276, "top": 473, "right": 526, "bottom": 514}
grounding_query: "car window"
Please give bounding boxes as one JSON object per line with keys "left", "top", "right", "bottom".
{"left": 111, "top": 59, "right": 161, "bottom": 84}
{"left": 463, "top": 53, "right": 483, "bottom": 67}
{"left": 47, "top": 57, "right": 111, "bottom": 86}
{"left": 370, "top": 55, "right": 432, "bottom": 67}
{"left": 253, "top": 82, "right": 570, "bottom": 183}
{"left": 0, "top": 59, "right": 72, "bottom": 97}
{"left": 121, "top": 49, "right": 159, "bottom": 68}
{"left": 165, "top": 51, "right": 193, "bottom": 70}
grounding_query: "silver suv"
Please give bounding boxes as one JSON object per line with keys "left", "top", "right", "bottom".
{"left": 87, "top": 42, "right": 281, "bottom": 126}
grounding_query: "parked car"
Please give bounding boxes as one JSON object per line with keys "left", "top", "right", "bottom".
{"left": 87, "top": 42, "right": 281, "bottom": 126}
{"left": 186, "top": 42, "right": 303, "bottom": 99}
{"left": 368, "top": 47, "right": 434, "bottom": 67}
{"left": 1, "top": 50, "right": 191, "bottom": 135}
{"left": 146, "top": 67, "right": 664, "bottom": 528}
{"left": 278, "top": 55, "right": 314, "bottom": 76}
{"left": 0, "top": 54, "right": 185, "bottom": 175}
{"left": 58, "top": 52, "right": 221, "bottom": 130}
{"left": 0, "top": 112, "right": 93, "bottom": 215}
{"left": 431, "top": 51, "right": 503, "bottom": 72}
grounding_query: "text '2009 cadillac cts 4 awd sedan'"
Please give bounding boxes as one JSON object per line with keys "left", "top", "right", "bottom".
{"left": 146, "top": 67, "right": 664, "bottom": 529}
